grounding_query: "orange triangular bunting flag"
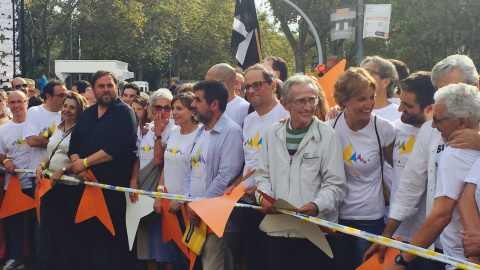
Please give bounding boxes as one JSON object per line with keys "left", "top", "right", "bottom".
{"left": 0, "top": 174, "right": 35, "bottom": 219}
{"left": 75, "top": 170, "right": 115, "bottom": 236}
{"left": 188, "top": 182, "right": 246, "bottom": 238}
{"left": 34, "top": 177, "right": 52, "bottom": 222}
{"left": 161, "top": 188, "right": 189, "bottom": 258}
{"left": 188, "top": 249, "right": 197, "bottom": 270}
{"left": 317, "top": 59, "right": 347, "bottom": 108}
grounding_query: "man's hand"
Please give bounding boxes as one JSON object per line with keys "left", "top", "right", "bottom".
{"left": 325, "top": 106, "right": 340, "bottom": 121}
{"left": 4, "top": 160, "right": 15, "bottom": 174}
{"left": 153, "top": 198, "right": 162, "bottom": 215}
{"left": 129, "top": 180, "right": 139, "bottom": 203}
{"left": 75, "top": 170, "right": 91, "bottom": 182}
{"left": 72, "top": 158, "right": 87, "bottom": 174}
{"left": 462, "top": 231, "right": 480, "bottom": 258}
{"left": 50, "top": 168, "right": 64, "bottom": 188}
{"left": 363, "top": 242, "right": 388, "bottom": 263}
{"left": 260, "top": 197, "right": 277, "bottom": 214}
{"left": 35, "top": 166, "right": 44, "bottom": 188}
{"left": 447, "top": 129, "right": 480, "bottom": 150}
{"left": 297, "top": 203, "right": 318, "bottom": 217}
{"left": 141, "top": 123, "right": 149, "bottom": 136}
{"left": 168, "top": 201, "right": 181, "bottom": 213}
{"left": 185, "top": 202, "right": 201, "bottom": 227}
{"left": 244, "top": 186, "right": 257, "bottom": 201}
{"left": 223, "top": 186, "right": 235, "bottom": 195}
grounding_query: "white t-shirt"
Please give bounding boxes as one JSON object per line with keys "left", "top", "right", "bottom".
{"left": 391, "top": 120, "right": 422, "bottom": 242}
{"left": 164, "top": 127, "right": 199, "bottom": 194}
{"left": 388, "top": 98, "right": 400, "bottom": 106}
{"left": 373, "top": 103, "right": 401, "bottom": 122}
{"left": 23, "top": 105, "right": 61, "bottom": 177}
{"left": 137, "top": 121, "right": 177, "bottom": 170}
{"left": 243, "top": 102, "right": 289, "bottom": 187}
{"left": 225, "top": 96, "right": 249, "bottom": 128}
{"left": 434, "top": 147, "right": 480, "bottom": 268}
{"left": 329, "top": 113, "right": 395, "bottom": 220}
{"left": 47, "top": 124, "right": 77, "bottom": 185}
{"left": 465, "top": 157, "right": 480, "bottom": 208}
{"left": 0, "top": 121, "right": 32, "bottom": 189}
{"left": 189, "top": 129, "right": 210, "bottom": 197}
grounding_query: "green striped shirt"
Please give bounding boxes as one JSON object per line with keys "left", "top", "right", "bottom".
{"left": 286, "top": 118, "right": 313, "bottom": 156}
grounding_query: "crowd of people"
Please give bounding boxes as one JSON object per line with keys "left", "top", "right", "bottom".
{"left": 0, "top": 54, "right": 480, "bottom": 270}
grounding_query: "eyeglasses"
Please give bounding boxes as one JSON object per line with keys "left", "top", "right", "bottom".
{"left": 14, "top": 84, "right": 28, "bottom": 89}
{"left": 365, "top": 69, "right": 389, "bottom": 79}
{"left": 8, "top": 100, "right": 27, "bottom": 106}
{"left": 153, "top": 105, "right": 171, "bottom": 112}
{"left": 291, "top": 97, "right": 319, "bottom": 107}
{"left": 432, "top": 116, "right": 451, "bottom": 125}
{"left": 244, "top": 81, "right": 267, "bottom": 91}
{"left": 54, "top": 93, "right": 67, "bottom": 99}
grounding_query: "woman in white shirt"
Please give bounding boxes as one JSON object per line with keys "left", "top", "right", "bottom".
{"left": 35, "top": 92, "right": 88, "bottom": 269}
{"left": 131, "top": 95, "right": 150, "bottom": 148}
{"left": 329, "top": 67, "right": 395, "bottom": 270}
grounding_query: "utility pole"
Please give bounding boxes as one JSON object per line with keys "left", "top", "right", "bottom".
{"left": 356, "top": 0, "right": 364, "bottom": 66}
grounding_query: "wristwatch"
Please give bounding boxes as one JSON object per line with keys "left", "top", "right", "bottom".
{"left": 153, "top": 135, "right": 162, "bottom": 141}
{"left": 394, "top": 254, "right": 410, "bottom": 268}
{"left": 62, "top": 167, "right": 67, "bottom": 174}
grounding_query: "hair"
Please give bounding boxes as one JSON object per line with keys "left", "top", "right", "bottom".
{"left": 172, "top": 92, "right": 198, "bottom": 123}
{"left": 281, "top": 74, "right": 320, "bottom": 104}
{"left": 334, "top": 67, "right": 377, "bottom": 109}
{"left": 123, "top": 82, "right": 140, "bottom": 96}
{"left": 90, "top": 70, "right": 118, "bottom": 87}
{"left": 176, "top": 83, "right": 196, "bottom": 95}
{"left": 312, "top": 79, "right": 329, "bottom": 122}
{"left": 361, "top": 56, "right": 399, "bottom": 98}
{"left": 234, "top": 67, "right": 244, "bottom": 76}
{"left": 264, "top": 56, "right": 288, "bottom": 82}
{"left": 72, "top": 80, "right": 91, "bottom": 94}
{"left": 41, "top": 79, "right": 65, "bottom": 100}
{"left": 434, "top": 83, "right": 480, "bottom": 128}
{"left": 193, "top": 80, "right": 228, "bottom": 112}
{"left": 149, "top": 88, "right": 174, "bottom": 108}
{"left": 244, "top": 63, "right": 277, "bottom": 84}
{"left": 28, "top": 95, "right": 44, "bottom": 108}
{"left": 388, "top": 59, "right": 410, "bottom": 81}
{"left": 0, "top": 89, "right": 7, "bottom": 101}
{"left": 131, "top": 95, "right": 149, "bottom": 123}
{"left": 399, "top": 71, "right": 436, "bottom": 110}
{"left": 63, "top": 92, "right": 89, "bottom": 121}
{"left": 431, "top": 55, "right": 479, "bottom": 88}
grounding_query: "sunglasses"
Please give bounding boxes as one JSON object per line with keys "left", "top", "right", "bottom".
{"left": 14, "top": 84, "right": 28, "bottom": 89}
{"left": 153, "top": 105, "right": 171, "bottom": 112}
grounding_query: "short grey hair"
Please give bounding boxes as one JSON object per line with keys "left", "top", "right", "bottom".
{"left": 434, "top": 83, "right": 480, "bottom": 128}
{"left": 431, "top": 55, "right": 479, "bottom": 88}
{"left": 149, "top": 88, "right": 173, "bottom": 107}
{"left": 361, "top": 56, "right": 399, "bottom": 98}
{"left": 281, "top": 74, "right": 320, "bottom": 103}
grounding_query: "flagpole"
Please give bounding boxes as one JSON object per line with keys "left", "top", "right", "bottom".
{"left": 356, "top": 0, "right": 364, "bottom": 65}
{"left": 280, "top": 0, "right": 323, "bottom": 64}
{"left": 254, "top": 28, "right": 262, "bottom": 63}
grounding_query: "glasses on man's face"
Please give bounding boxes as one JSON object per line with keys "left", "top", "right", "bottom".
{"left": 54, "top": 93, "right": 67, "bottom": 99}
{"left": 432, "top": 116, "right": 451, "bottom": 125}
{"left": 153, "top": 105, "right": 171, "bottom": 112}
{"left": 14, "top": 84, "right": 28, "bottom": 89}
{"left": 244, "top": 81, "right": 267, "bottom": 92}
{"left": 8, "top": 100, "right": 27, "bottom": 106}
{"left": 365, "top": 69, "right": 389, "bottom": 79}
{"left": 292, "top": 97, "right": 319, "bottom": 107}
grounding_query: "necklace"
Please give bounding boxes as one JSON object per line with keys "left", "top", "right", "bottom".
{"left": 62, "top": 123, "right": 76, "bottom": 137}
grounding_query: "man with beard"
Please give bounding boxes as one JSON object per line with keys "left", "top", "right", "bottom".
{"left": 69, "top": 70, "right": 137, "bottom": 270}
{"left": 181, "top": 80, "right": 243, "bottom": 270}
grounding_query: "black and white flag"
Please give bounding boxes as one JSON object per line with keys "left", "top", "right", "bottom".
{"left": 230, "top": 0, "right": 260, "bottom": 69}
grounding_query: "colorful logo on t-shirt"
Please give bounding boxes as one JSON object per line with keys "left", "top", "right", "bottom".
{"left": 245, "top": 131, "right": 262, "bottom": 150}
{"left": 140, "top": 143, "right": 154, "bottom": 153}
{"left": 11, "top": 137, "right": 28, "bottom": 147}
{"left": 343, "top": 144, "right": 367, "bottom": 166}
{"left": 191, "top": 149, "right": 206, "bottom": 168}
{"left": 395, "top": 135, "right": 415, "bottom": 155}
{"left": 167, "top": 146, "right": 183, "bottom": 156}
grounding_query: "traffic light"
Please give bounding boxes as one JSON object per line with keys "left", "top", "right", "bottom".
{"left": 317, "top": 64, "right": 326, "bottom": 78}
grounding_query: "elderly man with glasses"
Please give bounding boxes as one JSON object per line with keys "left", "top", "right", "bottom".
{"left": 254, "top": 74, "right": 346, "bottom": 270}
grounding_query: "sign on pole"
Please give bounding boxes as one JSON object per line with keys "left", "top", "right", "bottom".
{"left": 330, "top": 6, "right": 356, "bottom": 41}
{"left": 0, "top": 0, "right": 14, "bottom": 87}
{"left": 363, "top": 4, "right": 392, "bottom": 39}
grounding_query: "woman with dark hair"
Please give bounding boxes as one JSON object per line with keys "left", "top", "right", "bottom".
{"left": 131, "top": 95, "right": 150, "bottom": 147}
{"left": 328, "top": 67, "right": 395, "bottom": 270}
{"left": 35, "top": 92, "right": 89, "bottom": 269}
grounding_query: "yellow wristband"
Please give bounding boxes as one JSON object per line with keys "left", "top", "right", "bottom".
{"left": 259, "top": 195, "right": 264, "bottom": 204}
{"left": 44, "top": 131, "right": 49, "bottom": 138}
{"left": 40, "top": 163, "right": 46, "bottom": 169}
{"left": 157, "top": 185, "right": 164, "bottom": 191}
{"left": 83, "top": 158, "right": 89, "bottom": 168}
{"left": 3, "top": 159, "right": 10, "bottom": 165}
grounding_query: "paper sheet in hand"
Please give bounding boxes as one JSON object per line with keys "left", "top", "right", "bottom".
{"left": 356, "top": 237, "right": 401, "bottom": 270}
{"left": 125, "top": 194, "right": 155, "bottom": 250}
{"left": 182, "top": 220, "right": 207, "bottom": 255}
{"left": 259, "top": 214, "right": 333, "bottom": 258}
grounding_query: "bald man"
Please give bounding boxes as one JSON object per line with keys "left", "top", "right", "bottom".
{"left": 206, "top": 63, "right": 249, "bottom": 127}
{"left": 11, "top": 78, "right": 28, "bottom": 96}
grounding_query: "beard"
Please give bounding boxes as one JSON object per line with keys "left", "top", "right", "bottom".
{"left": 96, "top": 93, "right": 116, "bottom": 107}
{"left": 401, "top": 111, "right": 425, "bottom": 126}
{"left": 193, "top": 109, "right": 213, "bottom": 125}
